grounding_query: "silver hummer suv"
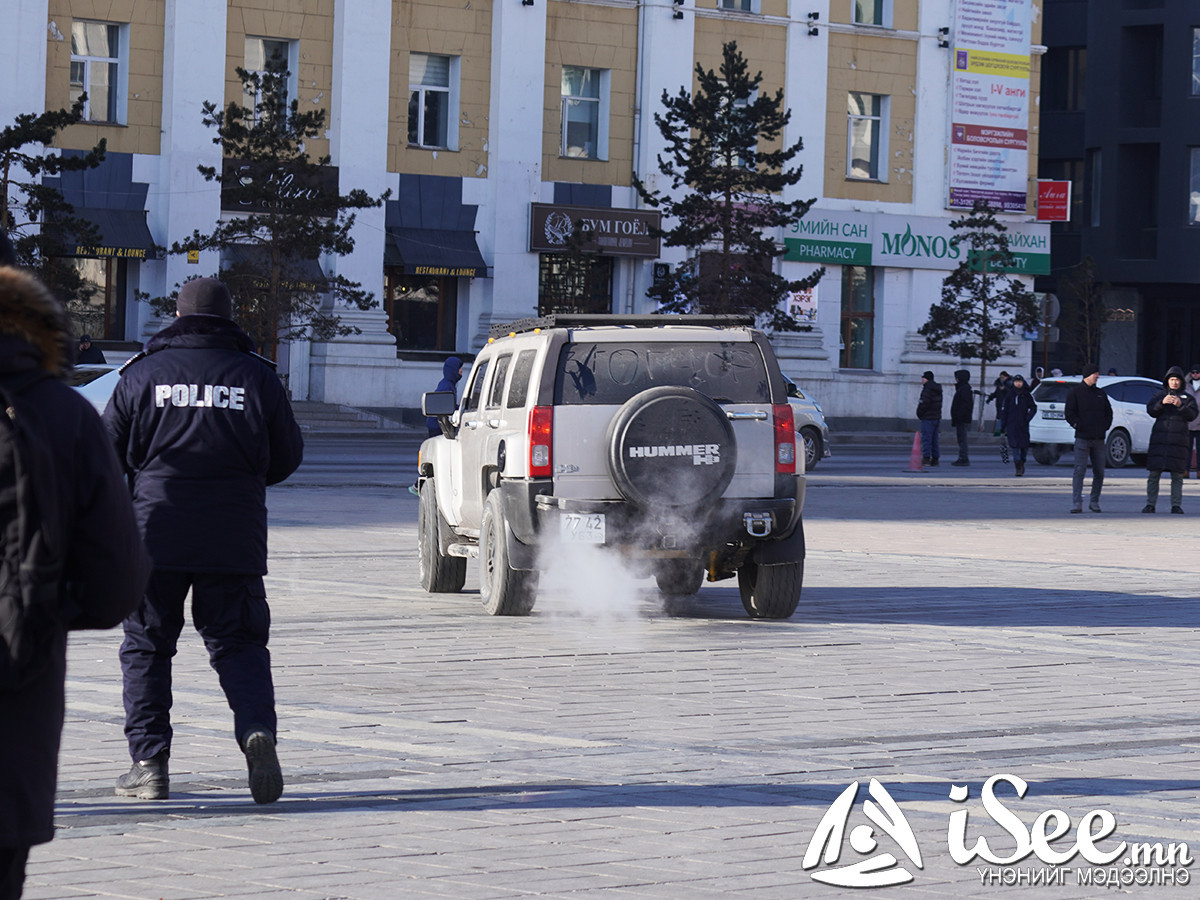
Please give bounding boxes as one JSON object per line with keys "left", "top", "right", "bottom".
{"left": 417, "top": 314, "right": 806, "bottom": 618}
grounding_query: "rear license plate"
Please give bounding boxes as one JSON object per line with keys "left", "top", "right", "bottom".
{"left": 1043, "top": 410, "right": 1065, "bottom": 419}
{"left": 561, "top": 513, "right": 605, "bottom": 544}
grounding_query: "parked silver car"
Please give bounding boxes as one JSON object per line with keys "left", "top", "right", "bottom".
{"left": 782, "top": 374, "right": 832, "bottom": 472}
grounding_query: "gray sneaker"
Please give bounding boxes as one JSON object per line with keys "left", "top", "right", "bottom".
{"left": 115, "top": 750, "right": 169, "bottom": 800}
{"left": 1089, "top": 500, "right": 1102, "bottom": 513}
{"left": 243, "top": 729, "right": 283, "bottom": 804}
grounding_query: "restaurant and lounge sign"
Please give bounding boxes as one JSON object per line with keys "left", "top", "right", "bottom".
{"left": 529, "top": 203, "right": 661, "bottom": 258}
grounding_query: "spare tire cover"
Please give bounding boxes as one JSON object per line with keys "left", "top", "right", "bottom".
{"left": 606, "top": 386, "right": 737, "bottom": 510}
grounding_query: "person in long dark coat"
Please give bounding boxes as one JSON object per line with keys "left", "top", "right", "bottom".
{"left": 0, "top": 261, "right": 149, "bottom": 900}
{"left": 999, "top": 373, "right": 1038, "bottom": 476}
{"left": 1142, "top": 365, "right": 1198, "bottom": 514}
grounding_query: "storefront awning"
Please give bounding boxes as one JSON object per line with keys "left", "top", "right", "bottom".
{"left": 222, "top": 245, "right": 328, "bottom": 292}
{"left": 385, "top": 227, "right": 488, "bottom": 278}
{"left": 67, "top": 208, "right": 158, "bottom": 260}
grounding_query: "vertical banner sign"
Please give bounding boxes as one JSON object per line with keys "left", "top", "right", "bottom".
{"left": 947, "top": 0, "right": 1032, "bottom": 212}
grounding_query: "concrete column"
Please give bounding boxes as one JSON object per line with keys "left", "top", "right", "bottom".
{"left": 474, "top": 0, "right": 550, "bottom": 345}
{"left": 307, "top": 0, "right": 398, "bottom": 405}
{"left": 146, "top": 0, "right": 227, "bottom": 341}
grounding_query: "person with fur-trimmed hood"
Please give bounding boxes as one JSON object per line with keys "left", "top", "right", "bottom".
{"left": 999, "top": 373, "right": 1038, "bottom": 476}
{"left": 1142, "top": 365, "right": 1198, "bottom": 514}
{"left": 102, "top": 277, "right": 303, "bottom": 806}
{"left": 0, "top": 245, "right": 149, "bottom": 900}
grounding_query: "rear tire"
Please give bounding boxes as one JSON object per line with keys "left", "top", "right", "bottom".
{"left": 800, "top": 427, "right": 822, "bottom": 471}
{"left": 1032, "top": 443, "right": 1062, "bottom": 466}
{"left": 479, "top": 490, "right": 537, "bottom": 616}
{"left": 737, "top": 558, "right": 803, "bottom": 619}
{"left": 418, "top": 479, "right": 466, "bottom": 593}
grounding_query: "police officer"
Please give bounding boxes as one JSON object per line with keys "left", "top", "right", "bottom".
{"left": 103, "top": 277, "right": 303, "bottom": 804}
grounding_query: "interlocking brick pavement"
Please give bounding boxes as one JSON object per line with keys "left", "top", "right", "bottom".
{"left": 22, "top": 454, "right": 1200, "bottom": 898}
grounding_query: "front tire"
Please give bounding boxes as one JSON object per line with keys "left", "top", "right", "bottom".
{"left": 800, "top": 427, "right": 822, "bottom": 471}
{"left": 737, "top": 558, "right": 803, "bottom": 619}
{"left": 1105, "top": 429, "right": 1131, "bottom": 468}
{"left": 418, "top": 479, "right": 466, "bottom": 593}
{"left": 479, "top": 490, "right": 537, "bottom": 616}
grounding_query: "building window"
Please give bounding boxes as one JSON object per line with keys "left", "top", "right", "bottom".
{"left": 383, "top": 272, "right": 458, "bottom": 350}
{"left": 720, "top": 0, "right": 757, "bottom": 11}
{"left": 538, "top": 254, "right": 613, "bottom": 315}
{"left": 840, "top": 265, "right": 874, "bottom": 369}
{"left": 1193, "top": 28, "right": 1200, "bottom": 95}
{"left": 854, "top": 0, "right": 890, "bottom": 28}
{"left": 70, "top": 21, "right": 122, "bottom": 123}
{"left": 1042, "top": 47, "right": 1087, "bottom": 112}
{"left": 561, "top": 67, "right": 609, "bottom": 160}
{"left": 409, "top": 54, "right": 459, "bottom": 150}
{"left": 847, "top": 93, "right": 888, "bottom": 181}
{"left": 1189, "top": 149, "right": 1200, "bottom": 226}
{"left": 1088, "top": 148, "right": 1102, "bottom": 227}
{"left": 244, "top": 37, "right": 293, "bottom": 123}
{"left": 60, "top": 257, "right": 127, "bottom": 341}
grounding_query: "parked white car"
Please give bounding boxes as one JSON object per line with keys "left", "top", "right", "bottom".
{"left": 68, "top": 364, "right": 121, "bottom": 414}
{"left": 1028, "top": 374, "right": 1161, "bottom": 468}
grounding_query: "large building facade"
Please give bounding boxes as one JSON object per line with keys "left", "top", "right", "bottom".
{"left": 4, "top": 0, "right": 1047, "bottom": 426}
{"left": 1038, "top": 0, "right": 1200, "bottom": 379}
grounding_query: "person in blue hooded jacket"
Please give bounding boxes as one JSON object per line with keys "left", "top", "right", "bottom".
{"left": 426, "top": 356, "right": 464, "bottom": 437}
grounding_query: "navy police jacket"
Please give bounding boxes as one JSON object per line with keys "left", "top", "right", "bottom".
{"left": 103, "top": 315, "right": 304, "bottom": 574}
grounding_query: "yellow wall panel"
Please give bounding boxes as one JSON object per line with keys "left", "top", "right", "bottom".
{"left": 46, "top": 0, "right": 165, "bottom": 156}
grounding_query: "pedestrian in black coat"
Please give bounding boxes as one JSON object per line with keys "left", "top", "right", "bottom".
{"left": 1065, "top": 365, "right": 1113, "bottom": 513}
{"left": 1142, "top": 366, "right": 1198, "bottom": 514}
{"left": 103, "top": 277, "right": 304, "bottom": 805}
{"left": 999, "top": 374, "right": 1038, "bottom": 476}
{"left": 0, "top": 264, "right": 148, "bottom": 899}
{"left": 950, "top": 369, "right": 974, "bottom": 466}
{"left": 916, "top": 371, "right": 943, "bottom": 466}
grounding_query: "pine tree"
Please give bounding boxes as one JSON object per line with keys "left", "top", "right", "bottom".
{"left": 0, "top": 97, "right": 107, "bottom": 308}
{"left": 919, "top": 201, "right": 1040, "bottom": 423}
{"left": 155, "top": 60, "right": 387, "bottom": 357}
{"left": 635, "top": 41, "right": 821, "bottom": 331}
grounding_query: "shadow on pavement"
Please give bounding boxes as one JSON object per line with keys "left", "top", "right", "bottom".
{"left": 55, "top": 776, "right": 1197, "bottom": 821}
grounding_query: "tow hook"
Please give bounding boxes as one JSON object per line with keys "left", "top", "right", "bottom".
{"left": 743, "top": 512, "right": 773, "bottom": 538}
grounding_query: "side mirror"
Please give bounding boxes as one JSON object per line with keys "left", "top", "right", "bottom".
{"left": 422, "top": 391, "right": 457, "bottom": 418}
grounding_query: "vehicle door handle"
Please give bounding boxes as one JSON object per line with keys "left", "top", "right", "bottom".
{"left": 726, "top": 411, "right": 768, "bottom": 420}
{"left": 487, "top": 419, "right": 503, "bottom": 428}
{"left": 465, "top": 419, "right": 481, "bottom": 429}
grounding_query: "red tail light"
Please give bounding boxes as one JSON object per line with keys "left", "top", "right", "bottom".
{"left": 528, "top": 406, "right": 553, "bottom": 477}
{"left": 773, "top": 404, "right": 796, "bottom": 474}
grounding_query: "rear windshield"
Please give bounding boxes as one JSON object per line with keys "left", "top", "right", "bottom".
{"left": 555, "top": 341, "right": 770, "bottom": 405}
{"left": 1032, "top": 381, "right": 1075, "bottom": 404}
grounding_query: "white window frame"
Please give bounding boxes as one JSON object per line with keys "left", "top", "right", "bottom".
{"left": 720, "top": 0, "right": 759, "bottom": 12}
{"left": 408, "top": 53, "right": 460, "bottom": 151}
{"left": 846, "top": 92, "right": 889, "bottom": 182}
{"left": 244, "top": 37, "right": 297, "bottom": 124}
{"left": 560, "top": 67, "right": 609, "bottom": 161}
{"left": 853, "top": 0, "right": 892, "bottom": 29}
{"left": 70, "top": 20, "right": 128, "bottom": 124}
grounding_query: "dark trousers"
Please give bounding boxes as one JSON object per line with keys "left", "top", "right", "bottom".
{"left": 0, "top": 846, "right": 28, "bottom": 900}
{"left": 1147, "top": 470, "right": 1184, "bottom": 509}
{"left": 919, "top": 419, "right": 940, "bottom": 461}
{"left": 954, "top": 423, "right": 969, "bottom": 461}
{"left": 120, "top": 572, "right": 274, "bottom": 762}
{"left": 1072, "top": 438, "right": 1106, "bottom": 504}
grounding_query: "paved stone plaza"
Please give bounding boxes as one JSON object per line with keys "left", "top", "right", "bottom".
{"left": 23, "top": 445, "right": 1200, "bottom": 898}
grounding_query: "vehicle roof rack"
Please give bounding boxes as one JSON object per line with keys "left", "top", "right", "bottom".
{"left": 488, "top": 313, "right": 756, "bottom": 339}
